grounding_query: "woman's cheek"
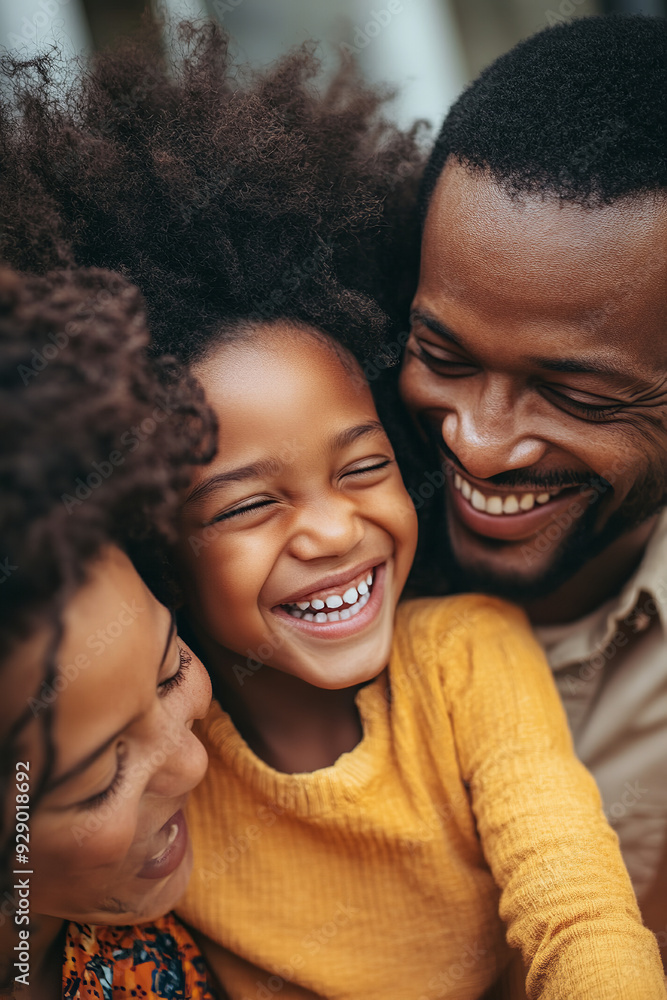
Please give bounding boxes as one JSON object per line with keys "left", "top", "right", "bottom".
{"left": 35, "top": 802, "right": 141, "bottom": 875}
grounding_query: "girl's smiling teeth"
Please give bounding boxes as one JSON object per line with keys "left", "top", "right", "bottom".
{"left": 453, "top": 472, "right": 561, "bottom": 515}
{"left": 282, "top": 569, "right": 375, "bottom": 622}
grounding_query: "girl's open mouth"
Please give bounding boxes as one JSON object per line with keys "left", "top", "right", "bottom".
{"left": 272, "top": 563, "right": 386, "bottom": 638}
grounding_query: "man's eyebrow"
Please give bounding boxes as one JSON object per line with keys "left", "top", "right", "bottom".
{"left": 45, "top": 613, "right": 176, "bottom": 795}
{"left": 184, "top": 424, "right": 387, "bottom": 506}
{"left": 410, "top": 309, "right": 464, "bottom": 348}
{"left": 413, "top": 308, "right": 648, "bottom": 385}
{"left": 527, "top": 355, "right": 635, "bottom": 380}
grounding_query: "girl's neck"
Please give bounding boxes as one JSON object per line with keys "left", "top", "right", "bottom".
{"left": 200, "top": 639, "right": 365, "bottom": 774}
{"left": 0, "top": 913, "right": 64, "bottom": 999}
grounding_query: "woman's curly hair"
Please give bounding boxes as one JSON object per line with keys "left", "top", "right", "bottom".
{"left": 0, "top": 18, "right": 427, "bottom": 367}
{"left": 0, "top": 265, "right": 216, "bottom": 873}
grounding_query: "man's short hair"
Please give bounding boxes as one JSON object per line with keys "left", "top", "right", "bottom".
{"left": 421, "top": 14, "right": 667, "bottom": 212}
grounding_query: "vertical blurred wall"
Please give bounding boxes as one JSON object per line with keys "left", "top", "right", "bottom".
{"left": 451, "top": 0, "right": 604, "bottom": 79}
{"left": 0, "top": 0, "right": 664, "bottom": 125}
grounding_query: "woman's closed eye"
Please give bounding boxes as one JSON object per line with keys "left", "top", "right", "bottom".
{"left": 78, "top": 746, "right": 128, "bottom": 811}
{"left": 159, "top": 644, "right": 192, "bottom": 695}
{"left": 75, "top": 646, "right": 191, "bottom": 810}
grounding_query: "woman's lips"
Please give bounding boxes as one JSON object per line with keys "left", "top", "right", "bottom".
{"left": 272, "top": 562, "right": 387, "bottom": 639}
{"left": 137, "top": 809, "right": 189, "bottom": 880}
{"left": 449, "top": 479, "right": 587, "bottom": 543}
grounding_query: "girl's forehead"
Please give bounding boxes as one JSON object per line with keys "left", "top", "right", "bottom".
{"left": 194, "top": 324, "right": 372, "bottom": 416}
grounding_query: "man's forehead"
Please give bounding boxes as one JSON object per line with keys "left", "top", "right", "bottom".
{"left": 424, "top": 159, "right": 667, "bottom": 268}
{"left": 418, "top": 160, "right": 667, "bottom": 363}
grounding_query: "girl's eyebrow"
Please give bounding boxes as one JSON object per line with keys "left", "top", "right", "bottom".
{"left": 44, "top": 612, "right": 176, "bottom": 795}
{"left": 184, "top": 422, "right": 387, "bottom": 507}
{"left": 184, "top": 458, "right": 283, "bottom": 506}
{"left": 329, "top": 421, "right": 386, "bottom": 451}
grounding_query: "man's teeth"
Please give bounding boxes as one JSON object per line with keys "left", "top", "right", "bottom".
{"left": 454, "top": 472, "right": 556, "bottom": 516}
{"left": 285, "top": 572, "right": 374, "bottom": 621}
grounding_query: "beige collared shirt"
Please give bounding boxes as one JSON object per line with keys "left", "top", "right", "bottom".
{"left": 534, "top": 508, "right": 667, "bottom": 904}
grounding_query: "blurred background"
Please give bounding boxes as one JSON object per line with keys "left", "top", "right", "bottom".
{"left": 0, "top": 0, "right": 665, "bottom": 129}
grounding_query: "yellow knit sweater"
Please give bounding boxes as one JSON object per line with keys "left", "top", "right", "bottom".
{"left": 178, "top": 596, "right": 666, "bottom": 999}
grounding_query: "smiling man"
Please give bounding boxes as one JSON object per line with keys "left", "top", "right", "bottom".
{"left": 400, "top": 13, "right": 667, "bottom": 948}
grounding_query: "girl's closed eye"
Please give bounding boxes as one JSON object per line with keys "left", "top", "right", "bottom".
{"left": 208, "top": 461, "right": 395, "bottom": 525}
{"left": 342, "top": 458, "right": 394, "bottom": 479}
{"left": 208, "top": 499, "right": 276, "bottom": 525}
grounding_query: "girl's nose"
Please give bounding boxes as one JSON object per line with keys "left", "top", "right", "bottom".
{"left": 287, "top": 496, "right": 365, "bottom": 562}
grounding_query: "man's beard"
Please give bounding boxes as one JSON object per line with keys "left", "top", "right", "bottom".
{"left": 441, "top": 470, "right": 667, "bottom": 606}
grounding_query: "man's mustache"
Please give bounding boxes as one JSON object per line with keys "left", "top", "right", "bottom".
{"left": 421, "top": 421, "right": 606, "bottom": 494}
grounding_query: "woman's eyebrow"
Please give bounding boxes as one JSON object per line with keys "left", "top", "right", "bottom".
{"left": 45, "top": 612, "right": 176, "bottom": 795}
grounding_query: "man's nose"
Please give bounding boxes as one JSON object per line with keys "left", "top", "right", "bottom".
{"left": 441, "top": 378, "right": 548, "bottom": 480}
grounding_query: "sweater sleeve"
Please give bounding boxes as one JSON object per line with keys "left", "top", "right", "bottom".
{"left": 435, "top": 595, "right": 666, "bottom": 1000}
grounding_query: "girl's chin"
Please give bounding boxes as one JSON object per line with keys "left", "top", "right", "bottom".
{"left": 275, "top": 632, "right": 395, "bottom": 690}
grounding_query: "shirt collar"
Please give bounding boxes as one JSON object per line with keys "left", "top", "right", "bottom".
{"left": 535, "top": 507, "right": 667, "bottom": 671}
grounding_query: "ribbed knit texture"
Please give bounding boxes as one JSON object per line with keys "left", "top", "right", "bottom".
{"left": 178, "top": 596, "right": 666, "bottom": 999}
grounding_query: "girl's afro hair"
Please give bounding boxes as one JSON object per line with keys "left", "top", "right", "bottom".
{"left": 0, "top": 18, "right": 427, "bottom": 365}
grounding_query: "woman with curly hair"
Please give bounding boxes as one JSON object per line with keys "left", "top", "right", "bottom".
{"left": 0, "top": 266, "right": 220, "bottom": 999}
{"left": 1, "top": 22, "right": 665, "bottom": 1000}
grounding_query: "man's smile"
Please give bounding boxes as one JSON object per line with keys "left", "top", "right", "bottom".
{"left": 445, "top": 460, "right": 591, "bottom": 543}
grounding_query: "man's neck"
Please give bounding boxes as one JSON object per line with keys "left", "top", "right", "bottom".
{"left": 526, "top": 515, "right": 659, "bottom": 627}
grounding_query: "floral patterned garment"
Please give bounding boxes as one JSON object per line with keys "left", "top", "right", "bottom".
{"left": 62, "top": 912, "right": 218, "bottom": 999}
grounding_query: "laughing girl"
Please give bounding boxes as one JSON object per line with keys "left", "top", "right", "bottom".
{"left": 172, "top": 322, "right": 665, "bottom": 1000}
